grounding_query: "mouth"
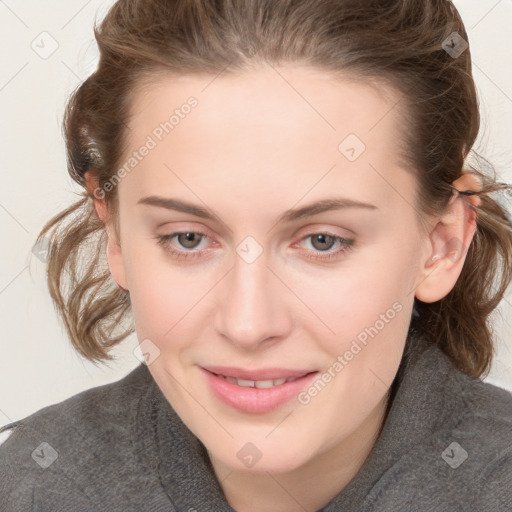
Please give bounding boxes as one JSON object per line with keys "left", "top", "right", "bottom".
{"left": 200, "top": 366, "right": 319, "bottom": 414}
{"left": 201, "top": 365, "right": 317, "bottom": 382}
{"left": 209, "top": 372, "right": 311, "bottom": 389}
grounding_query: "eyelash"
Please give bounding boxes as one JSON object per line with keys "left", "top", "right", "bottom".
{"left": 155, "top": 230, "right": 354, "bottom": 262}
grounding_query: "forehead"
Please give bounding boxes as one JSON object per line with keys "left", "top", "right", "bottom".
{"left": 120, "top": 65, "right": 414, "bottom": 216}
{"left": 128, "top": 65, "right": 404, "bottom": 145}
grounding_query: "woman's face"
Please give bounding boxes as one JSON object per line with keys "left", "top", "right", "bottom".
{"left": 109, "top": 66, "right": 432, "bottom": 473}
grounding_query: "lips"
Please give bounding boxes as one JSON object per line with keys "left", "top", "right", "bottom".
{"left": 201, "top": 367, "right": 320, "bottom": 414}
{"left": 215, "top": 374, "right": 302, "bottom": 388}
{"left": 201, "top": 365, "right": 315, "bottom": 381}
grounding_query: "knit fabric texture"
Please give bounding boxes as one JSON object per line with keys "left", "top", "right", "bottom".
{"left": 1, "top": 327, "right": 511, "bottom": 511}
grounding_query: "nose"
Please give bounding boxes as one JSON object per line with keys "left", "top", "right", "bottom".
{"left": 213, "top": 248, "right": 292, "bottom": 350}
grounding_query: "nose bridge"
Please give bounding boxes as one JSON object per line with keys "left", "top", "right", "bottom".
{"left": 214, "top": 242, "right": 289, "bottom": 348}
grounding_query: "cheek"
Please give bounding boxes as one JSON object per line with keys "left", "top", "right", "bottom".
{"left": 306, "top": 249, "right": 414, "bottom": 384}
{"left": 308, "top": 259, "right": 410, "bottom": 341}
{"left": 124, "top": 243, "right": 220, "bottom": 349}
{"left": 124, "top": 229, "right": 416, "bottom": 349}
{"left": 123, "top": 244, "right": 186, "bottom": 338}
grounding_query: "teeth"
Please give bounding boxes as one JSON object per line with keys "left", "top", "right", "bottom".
{"left": 237, "top": 378, "right": 257, "bottom": 387}
{"left": 217, "top": 374, "right": 302, "bottom": 388}
{"left": 256, "top": 379, "right": 285, "bottom": 389}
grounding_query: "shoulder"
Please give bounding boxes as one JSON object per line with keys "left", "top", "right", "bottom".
{"left": 0, "top": 362, "right": 149, "bottom": 450}
{"left": 445, "top": 358, "right": 512, "bottom": 455}
{"left": 404, "top": 347, "right": 512, "bottom": 509}
{"left": 411, "top": 340, "right": 512, "bottom": 451}
{"left": 368, "top": 341, "right": 512, "bottom": 511}
{"left": 443, "top": 363, "right": 512, "bottom": 507}
{"left": 0, "top": 363, "right": 151, "bottom": 511}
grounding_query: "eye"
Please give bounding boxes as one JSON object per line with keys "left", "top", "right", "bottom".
{"left": 154, "top": 230, "right": 354, "bottom": 262}
{"left": 155, "top": 231, "right": 211, "bottom": 260}
{"left": 297, "top": 232, "right": 354, "bottom": 261}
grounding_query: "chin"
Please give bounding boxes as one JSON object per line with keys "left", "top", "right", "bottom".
{"left": 217, "top": 447, "right": 309, "bottom": 475}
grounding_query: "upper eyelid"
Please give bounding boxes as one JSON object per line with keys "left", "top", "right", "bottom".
{"left": 161, "top": 229, "right": 353, "bottom": 251}
{"left": 157, "top": 222, "right": 354, "bottom": 239}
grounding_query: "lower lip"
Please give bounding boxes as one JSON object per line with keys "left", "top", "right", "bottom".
{"left": 201, "top": 368, "right": 319, "bottom": 414}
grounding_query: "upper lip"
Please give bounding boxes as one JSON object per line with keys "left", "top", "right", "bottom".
{"left": 202, "top": 365, "right": 317, "bottom": 381}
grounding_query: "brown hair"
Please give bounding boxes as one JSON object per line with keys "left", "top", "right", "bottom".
{"left": 35, "top": 0, "right": 512, "bottom": 377}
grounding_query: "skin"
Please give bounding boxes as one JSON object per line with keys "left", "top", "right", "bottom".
{"left": 85, "top": 65, "right": 480, "bottom": 512}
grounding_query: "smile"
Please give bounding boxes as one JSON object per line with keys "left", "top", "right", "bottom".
{"left": 201, "top": 368, "right": 319, "bottom": 414}
{"left": 213, "top": 373, "right": 304, "bottom": 388}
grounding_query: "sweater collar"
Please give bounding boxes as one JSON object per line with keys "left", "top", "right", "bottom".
{"left": 135, "top": 327, "right": 452, "bottom": 511}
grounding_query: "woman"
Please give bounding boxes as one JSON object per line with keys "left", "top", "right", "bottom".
{"left": 1, "top": 1, "right": 511, "bottom": 510}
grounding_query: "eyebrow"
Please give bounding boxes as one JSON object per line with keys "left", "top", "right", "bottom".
{"left": 137, "top": 195, "right": 378, "bottom": 224}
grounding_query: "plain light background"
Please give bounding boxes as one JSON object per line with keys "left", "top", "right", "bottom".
{"left": 0, "top": 0, "right": 511, "bottom": 431}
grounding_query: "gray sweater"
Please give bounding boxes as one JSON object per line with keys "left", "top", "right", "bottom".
{"left": 1, "top": 328, "right": 512, "bottom": 511}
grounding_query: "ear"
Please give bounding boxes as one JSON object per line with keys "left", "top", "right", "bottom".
{"left": 84, "top": 170, "right": 129, "bottom": 292}
{"left": 415, "top": 172, "right": 481, "bottom": 303}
